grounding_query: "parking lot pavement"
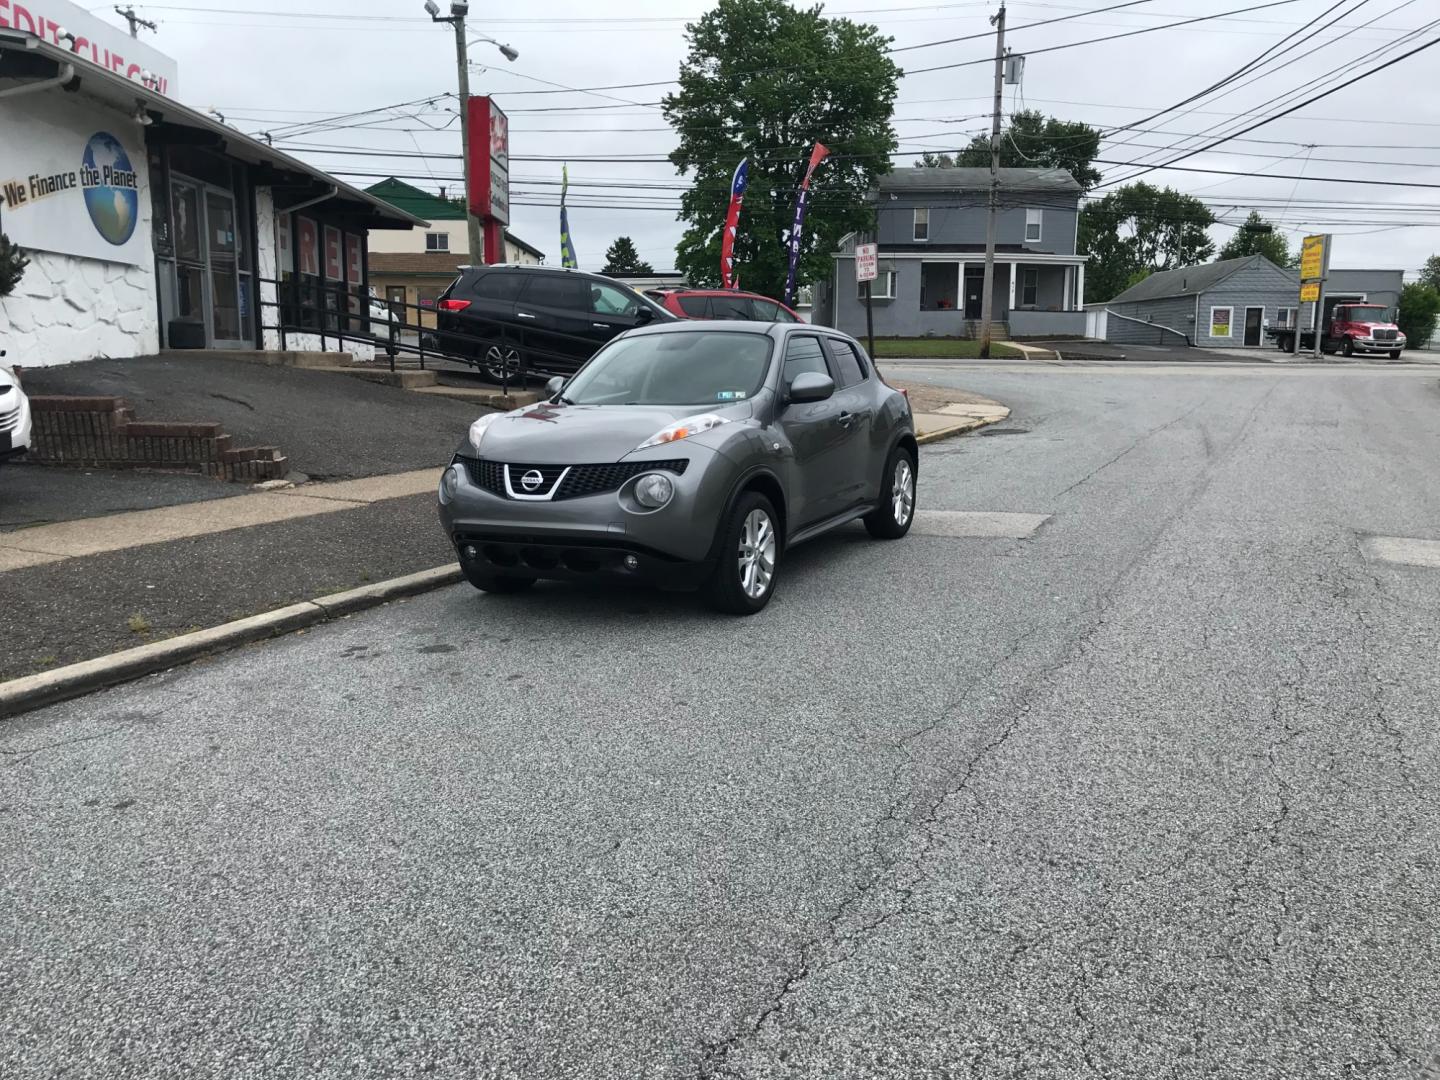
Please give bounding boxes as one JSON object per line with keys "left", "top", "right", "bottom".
{"left": 4, "top": 364, "right": 1440, "bottom": 1078}
{"left": 23, "top": 354, "right": 486, "bottom": 480}
{"left": 0, "top": 463, "right": 246, "bottom": 533}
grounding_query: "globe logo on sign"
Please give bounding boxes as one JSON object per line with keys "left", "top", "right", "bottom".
{"left": 81, "top": 133, "right": 139, "bottom": 246}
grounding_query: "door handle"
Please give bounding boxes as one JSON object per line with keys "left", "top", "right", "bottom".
{"left": 592, "top": 322, "right": 610, "bottom": 329}
{"left": 837, "top": 410, "right": 855, "bottom": 428}
{"left": 516, "top": 311, "right": 536, "bottom": 320}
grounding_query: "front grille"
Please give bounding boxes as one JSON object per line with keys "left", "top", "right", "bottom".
{"left": 456, "top": 456, "right": 687, "bottom": 500}
{"left": 1372, "top": 329, "right": 1397, "bottom": 341}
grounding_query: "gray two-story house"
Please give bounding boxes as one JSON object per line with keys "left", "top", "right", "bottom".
{"left": 821, "top": 167, "right": 1089, "bottom": 339}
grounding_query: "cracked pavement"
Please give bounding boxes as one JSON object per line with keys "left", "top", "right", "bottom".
{"left": 3, "top": 363, "right": 1439, "bottom": 1078}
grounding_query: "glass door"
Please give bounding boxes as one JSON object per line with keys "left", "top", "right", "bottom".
{"left": 206, "top": 189, "right": 246, "bottom": 347}
{"left": 171, "top": 178, "right": 208, "bottom": 344}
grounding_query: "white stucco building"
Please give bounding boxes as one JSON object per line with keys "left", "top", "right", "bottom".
{"left": 0, "top": 22, "right": 421, "bottom": 369}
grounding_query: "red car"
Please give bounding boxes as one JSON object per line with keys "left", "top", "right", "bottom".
{"left": 647, "top": 288, "right": 802, "bottom": 323}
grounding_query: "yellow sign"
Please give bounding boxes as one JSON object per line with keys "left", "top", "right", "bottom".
{"left": 1300, "top": 234, "right": 1326, "bottom": 281}
{"left": 1300, "top": 282, "right": 1320, "bottom": 302}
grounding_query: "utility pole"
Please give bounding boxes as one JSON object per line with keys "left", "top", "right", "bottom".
{"left": 978, "top": 2, "right": 1005, "bottom": 358}
{"left": 114, "top": 5, "right": 157, "bottom": 37}
{"left": 451, "top": 13, "right": 485, "bottom": 264}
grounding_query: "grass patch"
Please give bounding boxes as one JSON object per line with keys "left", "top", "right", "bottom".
{"left": 126, "top": 613, "right": 152, "bottom": 635}
{"left": 869, "top": 338, "right": 1022, "bottom": 359}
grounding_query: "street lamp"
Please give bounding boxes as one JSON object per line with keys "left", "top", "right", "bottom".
{"left": 426, "top": 1, "right": 518, "bottom": 263}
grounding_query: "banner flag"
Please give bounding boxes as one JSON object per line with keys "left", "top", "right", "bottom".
{"left": 560, "top": 164, "right": 578, "bottom": 269}
{"left": 783, "top": 142, "right": 829, "bottom": 307}
{"left": 720, "top": 157, "right": 749, "bottom": 290}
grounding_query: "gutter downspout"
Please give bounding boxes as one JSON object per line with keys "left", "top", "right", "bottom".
{"left": 0, "top": 61, "right": 77, "bottom": 101}
{"left": 277, "top": 185, "right": 339, "bottom": 214}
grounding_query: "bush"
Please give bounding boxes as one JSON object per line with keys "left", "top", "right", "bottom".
{"left": 0, "top": 232, "right": 26, "bottom": 298}
{"left": 1398, "top": 282, "right": 1440, "bottom": 348}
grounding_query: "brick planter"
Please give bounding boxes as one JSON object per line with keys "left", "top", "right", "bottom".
{"left": 28, "top": 396, "right": 288, "bottom": 482}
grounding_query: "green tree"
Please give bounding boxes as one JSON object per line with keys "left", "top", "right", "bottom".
{"left": 1419, "top": 254, "right": 1440, "bottom": 292}
{"left": 0, "top": 232, "right": 27, "bottom": 298}
{"left": 1397, "top": 282, "right": 1440, "bottom": 348}
{"left": 1079, "top": 182, "right": 1216, "bottom": 302}
{"left": 663, "top": 0, "right": 900, "bottom": 297}
{"left": 1217, "top": 211, "right": 1294, "bottom": 267}
{"left": 601, "top": 236, "right": 654, "bottom": 276}
{"left": 914, "top": 111, "right": 1103, "bottom": 192}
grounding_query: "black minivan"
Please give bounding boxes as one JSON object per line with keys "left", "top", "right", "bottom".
{"left": 434, "top": 265, "right": 675, "bottom": 382}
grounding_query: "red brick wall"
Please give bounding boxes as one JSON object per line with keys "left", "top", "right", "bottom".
{"left": 28, "top": 397, "right": 288, "bottom": 482}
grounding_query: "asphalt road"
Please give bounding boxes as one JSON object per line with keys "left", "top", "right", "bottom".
{"left": 4, "top": 361, "right": 1440, "bottom": 1079}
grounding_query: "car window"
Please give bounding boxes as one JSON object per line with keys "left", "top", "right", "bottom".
{"left": 825, "top": 338, "right": 867, "bottom": 388}
{"left": 590, "top": 281, "right": 641, "bottom": 317}
{"left": 469, "top": 273, "right": 525, "bottom": 302}
{"left": 752, "top": 299, "right": 797, "bottom": 323}
{"left": 710, "top": 295, "right": 756, "bottom": 321}
{"left": 521, "top": 274, "right": 589, "bottom": 310}
{"left": 678, "top": 295, "right": 710, "bottom": 317}
{"left": 783, "top": 334, "right": 831, "bottom": 385}
{"left": 564, "top": 331, "right": 773, "bottom": 405}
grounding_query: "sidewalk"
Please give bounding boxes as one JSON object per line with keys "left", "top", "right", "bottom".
{"left": 896, "top": 382, "right": 1012, "bottom": 443}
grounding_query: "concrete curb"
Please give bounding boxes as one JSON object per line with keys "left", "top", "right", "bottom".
{"left": 916, "top": 415, "right": 999, "bottom": 445}
{"left": 0, "top": 565, "right": 462, "bottom": 720}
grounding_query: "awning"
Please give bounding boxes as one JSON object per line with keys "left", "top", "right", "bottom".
{"left": 0, "top": 29, "right": 427, "bottom": 230}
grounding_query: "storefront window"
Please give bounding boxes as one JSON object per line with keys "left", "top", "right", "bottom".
{"left": 297, "top": 216, "right": 320, "bottom": 328}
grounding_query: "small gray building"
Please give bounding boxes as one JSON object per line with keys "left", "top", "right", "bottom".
{"left": 819, "top": 167, "right": 1089, "bottom": 339}
{"left": 1325, "top": 269, "right": 1403, "bottom": 314}
{"left": 1087, "top": 255, "right": 1299, "bottom": 348}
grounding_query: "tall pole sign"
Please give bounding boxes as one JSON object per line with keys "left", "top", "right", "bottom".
{"left": 466, "top": 96, "right": 510, "bottom": 266}
{"left": 855, "top": 242, "right": 878, "bottom": 360}
{"left": 1296, "top": 233, "right": 1329, "bottom": 358}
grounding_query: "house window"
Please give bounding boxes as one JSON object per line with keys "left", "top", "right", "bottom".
{"left": 861, "top": 269, "right": 897, "bottom": 300}
{"left": 425, "top": 232, "right": 450, "bottom": 253}
{"left": 913, "top": 208, "right": 929, "bottom": 242}
{"left": 1022, "top": 267, "right": 1039, "bottom": 307}
{"left": 1025, "top": 209, "right": 1043, "bottom": 242}
{"left": 1210, "top": 306, "right": 1233, "bottom": 338}
{"left": 1275, "top": 306, "right": 1296, "bottom": 328}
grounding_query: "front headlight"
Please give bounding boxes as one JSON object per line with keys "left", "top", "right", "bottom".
{"left": 468, "top": 413, "right": 500, "bottom": 452}
{"left": 439, "top": 464, "right": 460, "bottom": 503}
{"left": 633, "top": 473, "right": 674, "bottom": 508}
{"left": 636, "top": 413, "right": 729, "bottom": 450}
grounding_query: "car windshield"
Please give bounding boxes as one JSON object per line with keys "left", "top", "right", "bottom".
{"left": 563, "top": 331, "right": 773, "bottom": 406}
{"left": 1339, "top": 305, "right": 1390, "bottom": 322}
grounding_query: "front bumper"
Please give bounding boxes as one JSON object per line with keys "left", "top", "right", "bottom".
{"left": 0, "top": 390, "right": 32, "bottom": 463}
{"left": 1350, "top": 337, "right": 1405, "bottom": 353}
{"left": 437, "top": 444, "right": 737, "bottom": 588}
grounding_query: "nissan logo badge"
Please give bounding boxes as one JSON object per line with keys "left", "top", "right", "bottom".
{"left": 521, "top": 469, "right": 545, "bottom": 492}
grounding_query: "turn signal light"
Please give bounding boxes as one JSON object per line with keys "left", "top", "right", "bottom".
{"left": 438, "top": 299, "right": 471, "bottom": 312}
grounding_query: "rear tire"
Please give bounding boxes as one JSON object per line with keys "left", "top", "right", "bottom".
{"left": 461, "top": 562, "right": 536, "bottom": 594}
{"left": 482, "top": 344, "right": 524, "bottom": 385}
{"left": 1277, "top": 333, "right": 1293, "bottom": 352}
{"left": 865, "top": 445, "right": 917, "bottom": 540}
{"left": 705, "top": 491, "right": 779, "bottom": 615}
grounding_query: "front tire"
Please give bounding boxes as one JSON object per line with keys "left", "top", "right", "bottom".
{"left": 705, "top": 491, "right": 779, "bottom": 615}
{"left": 865, "top": 446, "right": 917, "bottom": 540}
{"left": 1389, "top": 350, "right": 1402, "bottom": 360}
{"left": 461, "top": 562, "right": 536, "bottom": 594}
{"left": 1342, "top": 337, "right": 1354, "bottom": 358}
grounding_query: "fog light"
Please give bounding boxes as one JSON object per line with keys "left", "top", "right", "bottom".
{"left": 462, "top": 545, "right": 478, "bottom": 560}
{"left": 634, "top": 472, "right": 674, "bottom": 508}
{"left": 623, "top": 554, "right": 639, "bottom": 570}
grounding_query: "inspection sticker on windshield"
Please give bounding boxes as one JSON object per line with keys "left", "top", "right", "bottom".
{"left": 716, "top": 390, "right": 747, "bottom": 401}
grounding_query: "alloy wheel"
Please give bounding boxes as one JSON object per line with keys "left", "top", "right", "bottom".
{"left": 892, "top": 458, "right": 915, "bottom": 526}
{"left": 737, "top": 508, "right": 776, "bottom": 599}
{"left": 484, "top": 345, "right": 521, "bottom": 382}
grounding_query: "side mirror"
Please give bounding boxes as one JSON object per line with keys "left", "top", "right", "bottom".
{"left": 546, "top": 375, "right": 566, "bottom": 398}
{"left": 633, "top": 305, "right": 655, "bottom": 324}
{"left": 787, "top": 371, "right": 835, "bottom": 405}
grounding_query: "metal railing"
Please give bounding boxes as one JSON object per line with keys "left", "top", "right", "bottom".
{"left": 254, "top": 276, "right": 614, "bottom": 393}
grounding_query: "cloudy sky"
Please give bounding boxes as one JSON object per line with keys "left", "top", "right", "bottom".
{"left": 94, "top": 0, "right": 1440, "bottom": 277}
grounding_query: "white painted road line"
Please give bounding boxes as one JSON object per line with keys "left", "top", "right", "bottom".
{"left": 1363, "top": 536, "right": 1440, "bottom": 569}
{"left": 911, "top": 510, "right": 1051, "bottom": 539}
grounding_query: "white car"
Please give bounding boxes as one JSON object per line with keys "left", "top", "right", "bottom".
{"left": 0, "top": 361, "right": 32, "bottom": 464}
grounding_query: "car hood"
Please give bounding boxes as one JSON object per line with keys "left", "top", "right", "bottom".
{"left": 472, "top": 400, "right": 754, "bottom": 464}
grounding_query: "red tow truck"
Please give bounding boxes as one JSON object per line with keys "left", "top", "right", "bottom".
{"left": 1272, "top": 298, "right": 1406, "bottom": 358}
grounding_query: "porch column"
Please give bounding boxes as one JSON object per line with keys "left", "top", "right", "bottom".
{"left": 1007, "top": 262, "right": 1017, "bottom": 313}
{"left": 1064, "top": 265, "right": 1074, "bottom": 311}
{"left": 956, "top": 260, "right": 965, "bottom": 312}
{"left": 1076, "top": 264, "right": 1086, "bottom": 309}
